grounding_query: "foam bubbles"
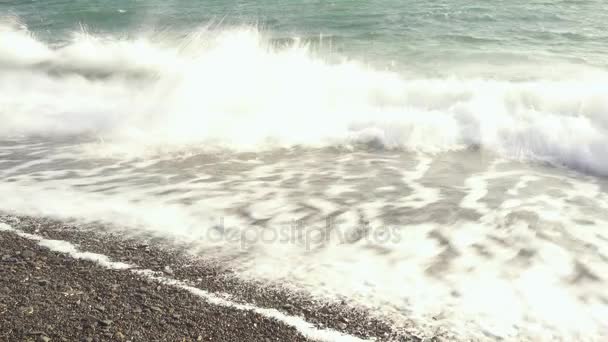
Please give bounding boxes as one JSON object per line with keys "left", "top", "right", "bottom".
{"left": 2, "top": 23, "right": 608, "bottom": 175}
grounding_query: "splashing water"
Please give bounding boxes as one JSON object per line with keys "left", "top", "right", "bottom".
{"left": 2, "top": 3, "right": 608, "bottom": 340}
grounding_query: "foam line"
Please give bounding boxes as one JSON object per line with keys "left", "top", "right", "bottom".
{"left": 0, "top": 222, "right": 370, "bottom": 342}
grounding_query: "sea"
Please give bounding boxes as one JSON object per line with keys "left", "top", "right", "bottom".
{"left": 1, "top": 1, "right": 608, "bottom": 340}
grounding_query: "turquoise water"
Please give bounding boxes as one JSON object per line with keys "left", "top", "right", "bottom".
{"left": 2, "top": 0, "right": 608, "bottom": 170}
{"left": 5, "top": 0, "right": 608, "bottom": 75}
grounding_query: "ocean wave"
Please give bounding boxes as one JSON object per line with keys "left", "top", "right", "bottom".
{"left": 1, "top": 23, "right": 608, "bottom": 176}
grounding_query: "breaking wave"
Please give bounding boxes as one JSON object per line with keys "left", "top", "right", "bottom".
{"left": 2, "top": 22, "right": 608, "bottom": 175}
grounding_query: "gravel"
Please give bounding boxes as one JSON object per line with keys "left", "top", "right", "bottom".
{"left": 0, "top": 230, "right": 308, "bottom": 342}
{"left": 1, "top": 214, "right": 432, "bottom": 341}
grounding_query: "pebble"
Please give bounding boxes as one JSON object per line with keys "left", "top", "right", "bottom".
{"left": 99, "top": 319, "right": 113, "bottom": 327}
{"left": 22, "top": 250, "right": 35, "bottom": 259}
{"left": 28, "top": 331, "right": 45, "bottom": 336}
{"left": 150, "top": 305, "right": 163, "bottom": 313}
{"left": 21, "top": 306, "right": 34, "bottom": 315}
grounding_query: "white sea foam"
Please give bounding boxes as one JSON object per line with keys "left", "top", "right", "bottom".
{"left": 38, "top": 239, "right": 132, "bottom": 269}
{"left": 1, "top": 23, "right": 608, "bottom": 175}
{"left": 3, "top": 19, "right": 608, "bottom": 342}
{"left": 2, "top": 156, "right": 608, "bottom": 341}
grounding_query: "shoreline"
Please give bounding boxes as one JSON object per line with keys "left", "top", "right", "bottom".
{"left": 0, "top": 214, "right": 425, "bottom": 342}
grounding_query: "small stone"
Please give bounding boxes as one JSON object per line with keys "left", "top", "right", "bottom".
{"left": 163, "top": 266, "right": 174, "bottom": 275}
{"left": 38, "top": 336, "right": 51, "bottom": 342}
{"left": 115, "top": 332, "right": 125, "bottom": 340}
{"left": 22, "top": 250, "right": 35, "bottom": 259}
{"left": 85, "top": 321, "right": 98, "bottom": 329}
{"left": 196, "top": 336, "right": 203, "bottom": 341}
{"left": 1, "top": 255, "right": 10, "bottom": 261}
{"left": 84, "top": 314, "right": 97, "bottom": 322}
{"left": 150, "top": 306, "right": 163, "bottom": 313}
{"left": 95, "top": 305, "right": 106, "bottom": 312}
{"left": 99, "top": 319, "right": 113, "bottom": 327}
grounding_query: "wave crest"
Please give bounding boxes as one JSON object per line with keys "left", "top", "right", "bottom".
{"left": 1, "top": 23, "right": 608, "bottom": 175}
